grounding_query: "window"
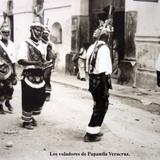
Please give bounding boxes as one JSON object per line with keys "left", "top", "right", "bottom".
{"left": 50, "top": 22, "right": 62, "bottom": 44}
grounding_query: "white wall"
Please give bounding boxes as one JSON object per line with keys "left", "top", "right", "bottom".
{"left": 44, "top": 0, "right": 71, "bottom": 8}
{"left": 126, "top": 0, "right": 160, "bottom": 89}
{"left": 0, "top": 0, "right": 8, "bottom": 27}
{"left": 13, "top": 0, "right": 33, "bottom": 50}
{"left": 14, "top": 13, "right": 33, "bottom": 50}
{"left": 0, "top": 0, "right": 8, "bottom": 16}
{"left": 0, "top": 0, "right": 88, "bottom": 71}
{"left": 71, "top": 0, "right": 81, "bottom": 15}
{"left": 70, "top": 0, "right": 89, "bottom": 15}
{"left": 80, "top": 0, "right": 89, "bottom": 15}
{"left": 13, "top": 0, "right": 33, "bottom": 13}
{"left": 44, "top": 1, "right": 72, "bottom": 71}
{"left": 43, "top": 0, "right": 87, "bottom": 71}
{"left": 126, "top": 0, "right": 160, "bottom": 36}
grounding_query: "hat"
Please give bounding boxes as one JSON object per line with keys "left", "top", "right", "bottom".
{"left": 100, "top": 27, "right": 111, "bottom": 36}
{"left": 103, "top": 5, "right": 115, "bottom": 18}
{"left": 30, "top": 16, "right": 44, "bottom": 29}
{"left": 93, "top": 24, "right": 112, "bottom": 39}
{"left": 43, "top": 26, "right": 50, "bottom": 34}
{"left": 43, "top": 19, "right": 50, "bottom": 34}
{"left": 0, "top": 20, "right": 10, "bottom": 32}
{"left": 97, "top": 12, "right": 108, "bottom": 22}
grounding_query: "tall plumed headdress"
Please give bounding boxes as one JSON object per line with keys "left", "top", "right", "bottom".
{"left": 0, "top": 12, "right": 10, "bottom": 32}
{"left": 43, "top": 18, "right": 50, "bottom": 34}
{"left": 94, "top": 5, "right": 114, "bottom": 38}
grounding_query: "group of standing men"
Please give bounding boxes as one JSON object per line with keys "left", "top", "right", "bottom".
{"left": 0, "top": 18, "right": 57, "bottom": 130}
{"left": 0, "top": 15, "right": 113, "bottom": 142}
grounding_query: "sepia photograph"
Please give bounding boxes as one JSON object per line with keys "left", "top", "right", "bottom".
{"left": 0, "top": 0, "right": 160, "bottom": 159}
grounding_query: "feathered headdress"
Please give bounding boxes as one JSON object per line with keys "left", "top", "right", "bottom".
{"left": 0, "top": 12, "right": 10, "bottom": 32}
{"left": 95, "top": 5, "right": 114, "bottom": 39}
{"left": 43, "top": 18, "right": 50, "bottom": 34}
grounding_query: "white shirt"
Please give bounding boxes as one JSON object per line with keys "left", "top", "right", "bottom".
{"left": 156, "top": 53, "right": 160, "bottom": 71}
{"left": 86, "top": 40, "right": 112, "bottom": 75}
{"left": 0, "top": 40, "right": 16, "bottom": 63}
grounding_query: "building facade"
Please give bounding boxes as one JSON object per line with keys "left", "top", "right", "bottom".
{"left": 126, "top": 0, "right": 160, "bottom": 90}
{"left": 0, "top": 0, "right": 160, "bottom": 90}
{"left": 0, "top": 0, "right": 88, "bottom": 72}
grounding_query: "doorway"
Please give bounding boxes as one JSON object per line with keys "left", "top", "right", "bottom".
{"left": 113, "top": 11, "right": 125, "bottom": 61}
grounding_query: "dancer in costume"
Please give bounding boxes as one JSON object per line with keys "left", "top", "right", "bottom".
{"left": 0, "top": 21, "right": 17, "bottom": 114}
{"left": 84, "top": 24, "right": 112, "bottom": 142}
{"left": 18, "top": 18, "right": 52, "bottom": 129}
{"left": 42, "top": 24, "right": 57, "bottom": 101}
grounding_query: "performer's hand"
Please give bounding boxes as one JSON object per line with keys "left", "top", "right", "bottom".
{"left": 44, "top": 61, "right": 53, "bottom": 67}
{"left": 107, "top": 76, "right": 112, "bottom": 89}
{"left": 34, "top": 61, "right": 44, "bottom": 67}
{"left": 11, "top": 74, "right": 17, "bottom": 85}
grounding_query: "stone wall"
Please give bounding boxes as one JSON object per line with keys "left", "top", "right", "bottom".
{"left": 125, "top": 0, "right": 160, "bottom": 90}
{"left": 135, "top": 38, "right": 160, "bottom": 89}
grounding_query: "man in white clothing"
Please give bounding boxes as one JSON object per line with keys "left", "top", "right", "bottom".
{"left": 84, "top": 27, "right": 112, "bottom": 142}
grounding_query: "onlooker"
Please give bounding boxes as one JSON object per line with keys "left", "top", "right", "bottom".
{"left": 156, "top": 53, "right": 160, "bottom": 87}
{"left": 77, "top": 42, "right": 90, "bottom": 81}
{"left": 112, "top": 39, "right": 119, "bottom": 75}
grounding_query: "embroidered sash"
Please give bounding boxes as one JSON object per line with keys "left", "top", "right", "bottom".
{"left": 26, "top": 40, "right": 45, "bottom": 63}
{"left": 88, "top": 43, "right": 105, "bottom": 73}
{"left": 0, "top": 41, "right": 12, "bottom": 80}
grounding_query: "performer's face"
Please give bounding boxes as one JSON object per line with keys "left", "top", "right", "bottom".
{"left": 99, "top": 20, "right": 104, "bottom": 27}
{"left": 1, "top": 30, "right": 10, "bottom": 40}
{"left": 42, "top": 32, "right": 49, "bottom": 41}
{"left": 93, "top": 29, "right": 101, "bottom": 39}
{"left": 32, "top": 26, "right": 43, "bottom": 40}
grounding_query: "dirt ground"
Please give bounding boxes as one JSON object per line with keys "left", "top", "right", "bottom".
{"left": 0, "top": 82, "right": 160, "bottom": 160}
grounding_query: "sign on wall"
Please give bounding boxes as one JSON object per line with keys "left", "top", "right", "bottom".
{"left": 134, "top": 0, "right": 158, "bottom": 2}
